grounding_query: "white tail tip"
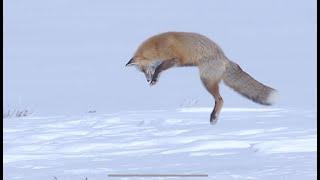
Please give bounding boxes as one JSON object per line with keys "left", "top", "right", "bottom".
{"left": 266, "top": 90, "right": 278, "bottom": 105}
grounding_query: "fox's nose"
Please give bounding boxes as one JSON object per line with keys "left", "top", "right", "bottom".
{"left": 125, "top": 58, "right": 134, "bottom": 66}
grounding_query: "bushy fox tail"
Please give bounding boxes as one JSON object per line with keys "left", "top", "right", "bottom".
{"left": 222, "top": 61, "right": 278, "bottom": 105}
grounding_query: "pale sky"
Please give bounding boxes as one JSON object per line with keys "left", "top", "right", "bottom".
{"left": 4, "top": 0, "right": 316, "bottom": 115}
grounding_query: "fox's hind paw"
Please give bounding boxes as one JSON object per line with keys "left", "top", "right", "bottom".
{"left": 210, "top": 113, "right": 218, "bottom": 125}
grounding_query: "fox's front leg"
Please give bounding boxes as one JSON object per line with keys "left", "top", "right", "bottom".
{"left": 150, "top": 59, "right": 177, "bottom": 85}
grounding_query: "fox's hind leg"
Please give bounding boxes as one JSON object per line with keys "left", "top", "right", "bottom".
{"left": 205, "top": 83, "right": 223, "bottom": 124}
{"left": 200, "top": 60, "right": 226, "bottom": 124}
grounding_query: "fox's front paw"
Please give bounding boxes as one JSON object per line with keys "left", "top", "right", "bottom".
{"left": 149, "top": 76, "right": 158, "bottom": 86}
{"left": 150, "top": 81, "right": 156, "bottom": 86}
{"left": 150, "top": 80, "right": 157, "bottom": 86}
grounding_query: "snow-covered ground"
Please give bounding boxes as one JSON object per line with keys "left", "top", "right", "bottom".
{"left": 4, "top": 107, "right": 316, "bottom": 180}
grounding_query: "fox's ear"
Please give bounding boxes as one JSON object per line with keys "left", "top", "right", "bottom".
{"left": 125, "top": 58, "right": 137, "bottom": 66}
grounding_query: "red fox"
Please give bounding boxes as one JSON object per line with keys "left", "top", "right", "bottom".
{"left": 126, "top": 32, "right": 277, "bottom": 124}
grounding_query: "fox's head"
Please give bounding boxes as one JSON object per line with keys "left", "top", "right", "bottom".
{"left": 126, "top": 35, "right": 177, "bottom": 85}
{"left": 125, "top": 56, "right": 163, "bottom": 85}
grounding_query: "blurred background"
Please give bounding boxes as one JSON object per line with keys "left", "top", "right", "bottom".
{"left": 3, "top": 0, "right": 316, "bottom": 115}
